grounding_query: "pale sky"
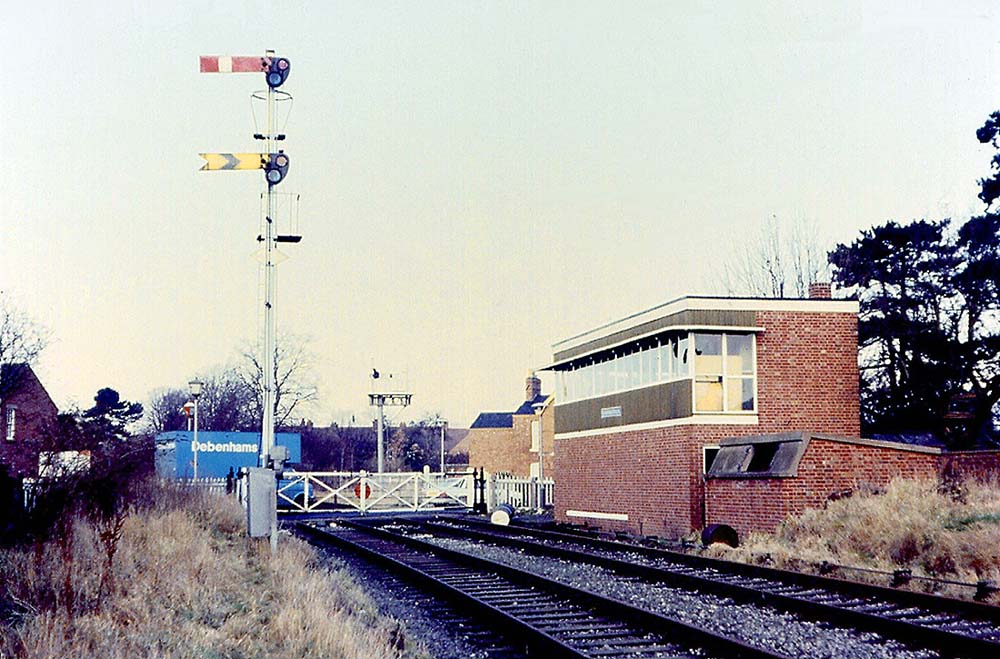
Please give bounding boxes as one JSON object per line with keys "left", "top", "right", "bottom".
{"left": 2, "top": 1, "right": 998, "bottom": 427}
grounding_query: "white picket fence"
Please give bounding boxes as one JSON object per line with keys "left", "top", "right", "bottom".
{"left": 177, "top": 477, "right": 231, "bottom": 496}
{"left": 490, "top": 474, "right": 554, "bottom": 512}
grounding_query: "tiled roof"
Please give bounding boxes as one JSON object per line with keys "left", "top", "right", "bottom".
{"left": 513, "top": 393, "right": 549, "bottom": 416}
{"left": 470, "top": 412, "right": 513, "bottom": 429}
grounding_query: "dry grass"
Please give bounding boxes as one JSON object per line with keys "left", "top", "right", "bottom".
{"left": 0, "top": 488, "right": 422, "bottom": 659}
{"left": 703, "top": 477, "right": 1000, "bottom": 601}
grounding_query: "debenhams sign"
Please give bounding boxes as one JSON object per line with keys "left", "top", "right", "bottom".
{"left": 192, "top": 440, "right": 257, "bottom": 454}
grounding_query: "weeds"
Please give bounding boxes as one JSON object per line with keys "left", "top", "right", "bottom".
{"left": 0, "top": 484, "right": 417, "bottom": 659}
{"left": 707, "top": 477, "right": 1000, "bottom": 601}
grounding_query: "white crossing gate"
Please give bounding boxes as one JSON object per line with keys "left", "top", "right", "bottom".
{"left": 274, "top": 470, "right": 476, "bottom": 513}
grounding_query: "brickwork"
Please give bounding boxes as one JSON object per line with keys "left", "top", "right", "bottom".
{"left": 555, "top": 424, "right": 747, "bottom": 536}
{"left": 753, "top": 311, "right": 859, "bottom": 436}
{"left": 939, "top": 451, "right": 1000, "bottom": 482}
{"left": 705, "top": 437, "right": 941, "bottom": 535}
{"left": 467, "top": 425, "right": 517, "bottom": 474}
{"left": 468, "top": 400, "right": 555, "bottom": 478}
{"left": 0, "top": 365, "right": 59, "bottom": 478}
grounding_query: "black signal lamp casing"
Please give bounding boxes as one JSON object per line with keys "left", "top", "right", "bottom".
{"left": 264, "top": 151, "right": 289, "bottom": 186}
{"left": 266, "top": 57, "right": 290, "bottom": 88}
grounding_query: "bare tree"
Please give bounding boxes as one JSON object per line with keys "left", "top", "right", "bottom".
{"left": 145, "top": 367, "right": 257, "bottom": 434}
{"left": 0, "top": 293, "right": 48, "bottom": 359}
{"left": 198, "top": 366, "right": 257, "bottom": 431}
{"left": 237, "top": 332, "right": 319, "bottom": 428}
{"left": 720, "top": 216, "right": 829, "bottom": 298}
{"left": 145, "top": 387, "right": 189, "bottom": 434}
{"left": 0, "top": 294, "right": 50, "bottom": 400}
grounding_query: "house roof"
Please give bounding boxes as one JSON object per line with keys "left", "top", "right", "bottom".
{"left": 513, "top": 394, "right": 549, "bottom": 415}
{"left": 470, "top": 412, "right": 513, "bottom": 429}
{"left": 0, "top": 363, "right": 57, "bottom": 412}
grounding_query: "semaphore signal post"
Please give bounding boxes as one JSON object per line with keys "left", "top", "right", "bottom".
{"left": 198, "top": 50, "right": 298, "bottom": 550}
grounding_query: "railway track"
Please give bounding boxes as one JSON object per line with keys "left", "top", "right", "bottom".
{"left": 403, "top": 515, "right": 1000, "bottom": 659}
{"left": 298, "top": 519, "right": 791, "bottom": 659}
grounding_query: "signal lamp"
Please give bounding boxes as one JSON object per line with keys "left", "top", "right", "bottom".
{"left": 264, "top": 152, "right": 289, "bottom": 186}
{"left": 266, "top": 57, "right": 290, "bottom": 88}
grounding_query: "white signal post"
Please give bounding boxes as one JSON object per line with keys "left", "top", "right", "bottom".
{"left": 260, "top": 51, "right": 278, "bottom": 469}
{"left": 198, "top": 50, "right": 295, "bottom": 552}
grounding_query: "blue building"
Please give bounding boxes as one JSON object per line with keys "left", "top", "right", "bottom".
{"left": 155, "top": 431, "right": 301, "bottom": 479}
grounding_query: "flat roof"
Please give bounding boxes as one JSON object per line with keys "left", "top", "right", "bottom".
{"left": 552, "top": 295, "right": 858, "bottom": 355}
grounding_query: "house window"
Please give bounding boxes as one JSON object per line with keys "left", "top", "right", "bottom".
{"left": 530, "top": 420, "right": 541, "bottom": 452}
{"left": 5, "top": 406, "right": 15, "bottom": 442}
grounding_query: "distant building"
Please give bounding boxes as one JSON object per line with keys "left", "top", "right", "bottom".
{"left": 0, "top": 364, "right": 59, "bottom": 477}
{"left": 154, "top": 431, "right": 301, "bottom": 479}
{"left": 467, "top": 374, "right": 554, "bottom": 479}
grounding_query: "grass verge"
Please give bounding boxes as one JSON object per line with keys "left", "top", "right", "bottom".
{"left": 704, "top": 477, "right": 1000, "bottom": 602}
{"left": 0, "top": 486, "right": 422, "bottom": 659}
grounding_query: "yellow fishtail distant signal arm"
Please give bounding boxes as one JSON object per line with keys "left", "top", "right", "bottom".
{"left": 199, "top": 153, "right": 268, "bottom": 171}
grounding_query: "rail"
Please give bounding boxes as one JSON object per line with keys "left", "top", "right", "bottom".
{"left": 299, "top": 519, "right": 789, "bottom": 659}
{"left": 420, "top": 516, "right": 1000, "bottom": 658}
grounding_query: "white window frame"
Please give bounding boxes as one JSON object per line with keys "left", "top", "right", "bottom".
{"left": 5, "top": 405, "right": 16, "bottom": 442}
{"left": 692, "top": 333, "right": 757, "bottom": 415}
{"left": 529, "top": 461, "right": 540, "bottom": 479}
{"left": 703, "top": 444, "right": 721, "bottom": 473}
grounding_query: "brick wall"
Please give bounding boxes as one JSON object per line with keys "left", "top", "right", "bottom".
{"left": 754, "top": 310, "right": 859, "bottom": 436}
{"left": 705, "top": 437, "right": 941, "bottom": 535}
{"left": 468, "top": 403, "right": 555, "bottom": 478}
{"left": 0, "top": 367, "right": 59, "bottom": 477}
{"left": 467, "top": 425, "right": 516, "bottom": 475}
{"left": 555, "top": 423, "right": 750, "bottom": 536}
{"left": 939, "top": 451, "right": 1000, "bottom": 482}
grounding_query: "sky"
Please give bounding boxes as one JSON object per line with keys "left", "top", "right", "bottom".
{"left": 2, "top": 1, "right": 999, "bottom": 428}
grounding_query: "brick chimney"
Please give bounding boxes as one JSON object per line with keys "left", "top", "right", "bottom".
{"left": 525, "top": 372, "right": 542, "bottom": 401}
{"left": 808, "top": 282, "right": 832, "bottom": 299}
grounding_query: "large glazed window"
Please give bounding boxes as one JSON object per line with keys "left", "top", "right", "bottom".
{"left": 693, "top": 333, "right": 756, "bottom": 413}
{"left": 694, "top": 334, "right": 724, "bottom": 411}
{"left": 555, "top": 331, "right": 751, "bottom": 410}
{"left": 725, "top": 334, "right": 755, "bottom": 411}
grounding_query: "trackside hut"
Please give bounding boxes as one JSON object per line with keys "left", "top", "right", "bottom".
{"left": 155, "top": 431, "right": 301, "bottom": 479}
{"left": 545, "top": 289, "right": 860, "bottom": 537}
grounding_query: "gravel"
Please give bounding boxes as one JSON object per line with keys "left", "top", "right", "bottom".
{"left": 414, "top": 532, "right": 939, "bottom": 659}
{"left": 303, "top": 531, "right": 525, "bottom": 659}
